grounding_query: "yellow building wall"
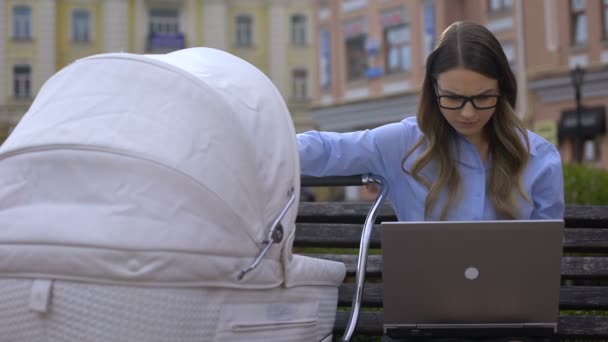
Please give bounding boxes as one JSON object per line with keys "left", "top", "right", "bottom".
{"left": 56, "top": 0, "right": 103, "bottom": 69}
{"left": 5, "top": 0, "right": 39, "bottom": 104}
{"left": 196, "top": 0, "right": 204, "bottom": 47}
{"left": 285, "top": 6, "right": 314, "bottom": 66}
{"left": 284, "top": 4, "right": 315, "bottom": 131}
{"left": 285, "top": 5, "right": 315, "bottom": 92}
{"left": 228, "top": 6, "right": 268, "bottom": 75}
{"left": 182, "top": 0, "right": 203, "bottom": 48}
{"left": 128, "top": 0, "right": 135, "bottom": 52}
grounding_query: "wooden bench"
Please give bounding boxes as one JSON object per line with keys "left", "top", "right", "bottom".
{"left": 295, "top": 176, "right": 608, "bottom": 341}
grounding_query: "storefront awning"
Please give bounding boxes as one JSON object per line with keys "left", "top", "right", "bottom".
{"left": 558, "top": 106, "right": 606, "bottom": 141}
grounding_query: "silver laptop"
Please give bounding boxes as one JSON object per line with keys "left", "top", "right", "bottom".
{"left": 380, "top": 220, "right": 564, "bottom": 339}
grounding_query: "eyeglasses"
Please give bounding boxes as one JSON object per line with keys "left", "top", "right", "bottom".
{"left": 435, "top": 86, "right": 500, "bottom": 110}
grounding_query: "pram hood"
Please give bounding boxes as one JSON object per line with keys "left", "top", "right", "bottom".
{"left": 0, "top": 48, "right": 344, "bottom": 289}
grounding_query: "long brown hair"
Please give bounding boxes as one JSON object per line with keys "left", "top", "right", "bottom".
{"left": 402, "top": 21, "right": 530, "bottom": 220}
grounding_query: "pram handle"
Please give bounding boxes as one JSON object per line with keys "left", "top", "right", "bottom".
{"left": 300, "top": 174, "right": 389, "bottom": 342}
{"left": 301, "top": 175, "right": 366, "bottom": 187}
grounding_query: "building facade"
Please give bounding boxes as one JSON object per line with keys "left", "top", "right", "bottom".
{"left": 0, "top": 0, "right": 315, "bottom": 143}
{"left": 525, "top": 0, "right": 608, "bottom": 168}
{"left": 312, "top": 0, "right": 608, "bottom": 169}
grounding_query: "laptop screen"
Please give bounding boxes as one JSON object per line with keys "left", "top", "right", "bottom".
{"left": 380, "top": 220, "right": 563, "bottom": 330}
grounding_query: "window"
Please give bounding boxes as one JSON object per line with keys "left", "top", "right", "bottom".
{"left": 343, "top": 18, "right": 368, "bottom": 82}
{"left": 571, "top": 0, "right": 587, "bottom": 45}
{"left": 12, "top": 5, "right": 32, "bottom": 40}
{"left": 72, "top": 9, "right": 91, "bottom": 42}
{"left": 149, "top": 9, "right": 179, "bottom": 34}
{"left": 148, "top": 9, "right": 183, "bottom": 51}
{"left": 318, "top": 0, "right": 331, "bottom": 20}
{"left": 346, "top": 35, "right": 367, "bottom": 81}
{"left": 488, "top": 0, "right": 513, "bottom": 12}
{"left": 236, "top": 15, "right": 253, "bottom": 47}
{"left": 291, "top": 15, "right": 307, "bottom": 45}
{"left": 292, "top": 69, "right": 308, "bottom": 101}
{"left": 422, "top": 1, "right": 436, "bottom": 60}
{"left": 384, "top": 24, "right": 411, "bottom": 74}
{"left": 13, "top": 65, "right": 31, "bottom": 98}
{"left": 381, "top": 8, "right": 409, "bottom": 73}
{"left": 603, "top": 0, "right": 608, "bottom": 40}
{"left": 319, "top": 29, "right": 332, "bottom": 89}
{"left": 501, "top": 41, "right": 515, "bottom": 70}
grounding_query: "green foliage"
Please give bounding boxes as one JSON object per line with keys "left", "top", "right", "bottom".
{"left": 563, "top": 163, "right": 608, "bottom": 205}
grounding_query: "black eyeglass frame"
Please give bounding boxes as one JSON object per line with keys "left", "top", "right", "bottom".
{"left": 434, "top": 84, "right": 501, "bottom": 110}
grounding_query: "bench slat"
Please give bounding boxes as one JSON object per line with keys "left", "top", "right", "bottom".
{"left": 297, "top": 203, "right": 608, "bottom": 228}
{"left": 564, "top": 228, "right": 608, "bottom": 252}
{"left": 333, "top": 312, "right": 608, "bottom": 337}
{"left": 305, "top": 254, "right": 383, "bottom": 277}
{"left": 338, "top": 284, "right": 608, "bottom": 309}
{"left": 297, "top": 202, "right": 395, "bottom": 223}
{"left": 562, "top": 257, "right": 608, "bottom": 278}
{"left": 295, "top": 223, "right": 608, "bottom": 251}
{"left": 307, "top": 254, "right": 608, "bottom": 279}
{"left": 566, "top": 205, "right": 608, "bottom": 228}
{"left": 294, "top": 223, "right": 381, "bottom": 248}
{"left": 560, "top": 286, "right": 608, "bottom": 309}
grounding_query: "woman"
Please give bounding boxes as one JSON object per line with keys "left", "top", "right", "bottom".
{"left": 298, "top": 21, "right": 564, "bottom": 221}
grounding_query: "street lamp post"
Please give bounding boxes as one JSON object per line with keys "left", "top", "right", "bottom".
{"left": 570, "top": 65, "right": 585, "bottom": 163}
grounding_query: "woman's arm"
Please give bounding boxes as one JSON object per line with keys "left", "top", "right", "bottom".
{"left": 297, "top": 121, "right": 410, "bottom": 178}
{"left": 530, "top": 145, "right": 565, "bottom": 220}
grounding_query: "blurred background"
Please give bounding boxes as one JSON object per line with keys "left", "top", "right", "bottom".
{"left": 0, "top": 0, "right": 607, "bottom": 204}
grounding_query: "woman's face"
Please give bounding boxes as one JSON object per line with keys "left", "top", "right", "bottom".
{"left": 434, "top": 68, "right": 499, "bottom": 143}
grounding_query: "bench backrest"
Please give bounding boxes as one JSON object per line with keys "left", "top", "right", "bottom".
{"left": 296, "top": 176, "right": 608, "bottom": 339}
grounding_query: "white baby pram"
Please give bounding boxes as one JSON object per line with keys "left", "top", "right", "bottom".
{"left": 0, "top": 48, "right": 346, "bottom": 342}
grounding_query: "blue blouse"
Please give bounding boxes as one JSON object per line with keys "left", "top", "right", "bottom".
{"left": 297, "top": 116, "right": 565, "bottom": 221}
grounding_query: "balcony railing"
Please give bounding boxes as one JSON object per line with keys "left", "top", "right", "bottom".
{"left": 147, "top": 32, "right": 185, "bottom": 52}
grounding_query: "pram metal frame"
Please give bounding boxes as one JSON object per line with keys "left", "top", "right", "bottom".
{"left": 302, "top": 174, "right": 388, "bottom": 342}
{"left": 238, "top": 188, "right": 296, "bottom": 280}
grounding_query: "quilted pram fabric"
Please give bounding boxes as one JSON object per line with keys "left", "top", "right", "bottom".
{"left": 0, "top": 48, "right": 345, "bottom": 341}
